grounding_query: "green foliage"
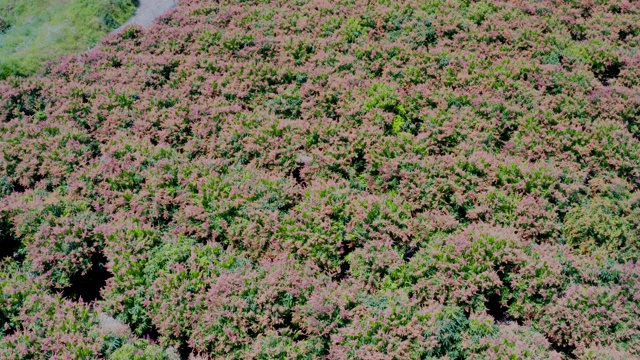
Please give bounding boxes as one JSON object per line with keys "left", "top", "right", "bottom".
{"left": 0, "top": 292, "right": 104, "bottom": 358}
{"left": 343, "top": 17, "right": 365, "bottom": 43}
{"left": 467, "top": 324, "right": 562, "bottom": 360}
{"left": 103, "top": 229, "right": 181, "bottom": 336}
{"left": 108, "top": 339, "right": 179, "bottom": 360}
{"left": 415, "top": 19, "right": 437, "bottom": 48}
{"left": 0, "top": 262, "right": 37, "bottom": 337}
{"left": 269, "top": 91, "right": 303, "bottom": 119}
{"left": 241, "top": 333, "right": 326, "bottom": 359}
{"left": 0, "top": 0, "right": 138, "bottom": 79}
{"left": 563, "top": 181, "right": 640, "bottom": 260}
{"left": 467, "top": 1, "right": 496, "bottom": 25}
{"left": 332, "top": 291, "right": 481, "bottom": 359}
{"left": 279, "top": 184, "right": 354, "bottom": 275}
{"left": 103, "top": 231, "right": 245, "bottom": 345}
{"left": 365, "top": 82, "right": 422, "bottom": 135}
{"left": 389, "top": 226, "right": 564, "bottom": 320}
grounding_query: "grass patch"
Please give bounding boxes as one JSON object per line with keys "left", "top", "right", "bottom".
{"left": 0, "top": 0, "right": 138, "bottom": 79}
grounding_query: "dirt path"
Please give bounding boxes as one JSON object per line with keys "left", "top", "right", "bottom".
{"left": 121, "top": 0, "right": 178, "bottom": 28}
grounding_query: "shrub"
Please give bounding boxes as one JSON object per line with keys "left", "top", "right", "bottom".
{"left": 190, "top": 257, "right": 329, "bottom": 356}
{"left": 539, "top": 284, "right": 640, "bottom": 356}
{"left": 0, "top": 293, "right": 103, "bottom": 358}
{"left": 329, "top": 290, "right": 486, "bottom": 360}
{"left": 101, "top": 230, "right": 194, "bottom": 337}
{"left": 0, "top": 0, "right": 639, "bottom": 357}
{"left": 239, "top": 332, "right": 325, "bottom": 359}
{"left": 5, "top": 195, "right": 105, "bottom": 292}
{"left": 181, "top": 166, "right": 298, "bottom": 257}
{"left": 578, "top": 347, "right": 638, "bottom": 360}
{"left": 563, "top": 181, "right": 640, "bottom": 261}
{"left": 467, "top": 324, "right": 563, "bottom": 360}
{"left": 0, "top": 262, "right": 38, "bottom": 338}
{"left": 108, "top": 339, "right": 179, "bottom": 360}
{"left": 391, "top": 225, "right": 564, "bottom": 321}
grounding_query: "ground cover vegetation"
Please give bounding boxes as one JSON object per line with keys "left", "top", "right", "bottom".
{"left": 0, "top": 0, "right": 138, "bottom": 79}
{"left": 1, "top": 0, "right": 640, "bottom": 358}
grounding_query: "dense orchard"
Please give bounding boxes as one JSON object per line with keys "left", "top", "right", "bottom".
{"left": 1, "top": 0, "right": 640, "bottom": 358}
